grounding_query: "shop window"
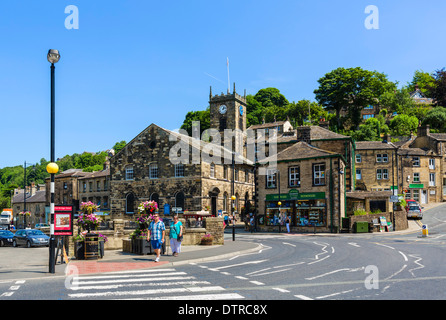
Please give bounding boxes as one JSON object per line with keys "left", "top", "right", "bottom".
{"left": 313, "top": 164, "right": 325, "bottom": 186}
{"left": 295, "top": 200, "right": 326, "bottom": 227}
{"left": 265, "top": 201, "right": 292, "bottom": 226}
{"left": 412, "top": 189, "right": 420, "bottom": 202}
{"left": 288, "top": 166, "right": 300, "bottom": 187}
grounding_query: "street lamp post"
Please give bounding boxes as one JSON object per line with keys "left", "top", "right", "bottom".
{"left": 47, "top": 49, "right": 60, "bottom": 274}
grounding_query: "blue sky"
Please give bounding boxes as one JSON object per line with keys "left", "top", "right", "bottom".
{"left": 1, "top": 0, "right": 445, "bottom": 168}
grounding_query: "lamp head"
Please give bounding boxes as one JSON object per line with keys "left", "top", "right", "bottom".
{"left": 46, "top": 162, "right": 59, "bottom": 174}
{"left": 47, "top": 49, "right": 60, "bottom": 64}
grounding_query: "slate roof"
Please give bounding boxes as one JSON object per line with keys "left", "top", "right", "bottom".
{"left": 355, "top": 141, "right": 397, "bottom": 150}
{"left": 262, "top": 141, "right": 340, "bottom": 163}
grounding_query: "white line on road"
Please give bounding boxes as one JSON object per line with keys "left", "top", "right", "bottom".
{"left": 282, "top": 242, "right": 296, "bottom": 247}
{"left": 294, "top": 295, "right": 313, "bottom": 300}
{"left": 69, "top": 286, "right": 226, "bottom": 298}
{"left": 249, "top": 281, "right": 265, "bottom": 286}
{"left": 398, "top": 251, "right": 408, "bottom": 261}
{"left": 273, "top": 288, "right": 290, "bottom": 293}
{"left": 348, "top": 242, "right": 360, "bottom": 247}
{"left": 208, "top": 260, "right": 268, "bottom": 271}
{"left": 138, "top": 293, "right": 245, "bottom": 300}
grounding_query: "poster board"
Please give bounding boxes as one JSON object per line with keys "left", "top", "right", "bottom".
{"left": 379, "top": 216, "right": 388, "bottom": 232}
{"left": 54, "top": 205, "right": 74, "bottom": 236}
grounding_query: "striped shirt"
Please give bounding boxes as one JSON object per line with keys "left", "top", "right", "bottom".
{"left": 149, "top": 220, "right": 165, "bottom": 240}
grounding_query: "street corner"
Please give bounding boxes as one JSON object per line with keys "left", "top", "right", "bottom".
{"left": 67, "top": 260, "right": 170, "bottom": 275}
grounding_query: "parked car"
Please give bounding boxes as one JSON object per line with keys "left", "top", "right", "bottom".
{"left": 0, "top": 230, "right": 14, "bottom": 246}
{"left": 405, "top": 199, "right": 418, "bottom": 211}
{"left": 407, "top": 205, "right": 423, "bottom": 219}
{"left": 13, "top": 229, "right": 50, "bottom": 248}
{"left": 35, "top": 223, "right": 50, "bottom": 229}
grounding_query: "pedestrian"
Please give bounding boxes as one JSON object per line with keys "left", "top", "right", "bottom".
{"left": 286, "top": 216, "right": 291, "bottom": 233}
{"left": 169, "top": 215, "right": 183, "bottom": 257}
{"left": 147, "top": 213, "right": 165, "bottom": 262}
{"left": 249, "top": 215, "right": 255, "bottom": 233}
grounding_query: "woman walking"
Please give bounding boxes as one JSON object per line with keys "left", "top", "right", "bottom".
{"left": 169, "top": 215, "right": 183, "bottom": 257}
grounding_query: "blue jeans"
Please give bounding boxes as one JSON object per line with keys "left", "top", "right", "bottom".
{"left": 151, "top": 239, "right": 163, "bottom": 250}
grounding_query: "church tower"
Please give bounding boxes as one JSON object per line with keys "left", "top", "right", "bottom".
{"left": 209, "top": 84, "right": 247, "bottom": 154}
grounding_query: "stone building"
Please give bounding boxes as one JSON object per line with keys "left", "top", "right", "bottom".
{"left": 45, "top": 169, "right": 89, "bottom": 211}
{"left": 78, "top": 168, "right": 111, "bottom": 218}
{"left": 355, "top": 141, "right": 398, "bottom": 193}
{"left": 12, "top": 184, "right": 46, "bottom": 228}
{"left": 110, "top": 89, "right": 255, "bottom": 221}
{"left": 257, "top": 141, "right": 346, "bottom": 233}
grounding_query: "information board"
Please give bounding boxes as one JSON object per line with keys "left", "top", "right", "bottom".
{"left": 54, "top": 205, "right": 74, "bottom": 236}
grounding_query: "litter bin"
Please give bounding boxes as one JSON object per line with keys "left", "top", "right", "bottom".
{"left": 84, "top": 233, "right": 99, "bottom": 260}
{"left": 354, "top": 221, "right": 369, "bottom": 233}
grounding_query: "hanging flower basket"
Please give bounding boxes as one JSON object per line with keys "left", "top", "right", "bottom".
{"left": 138, "top": 201, "right": 158, "bottom": 214}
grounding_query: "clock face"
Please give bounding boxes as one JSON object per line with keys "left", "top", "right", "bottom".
{"left": 239, "top": 106, "right": 243, "bottom": 116}
{"left": 219, "top": 105, "right": 227, "bottom": 114}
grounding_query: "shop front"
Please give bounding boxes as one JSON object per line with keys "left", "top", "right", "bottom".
{"left": 260, "top": 190, "right": 329, "bottom": 232}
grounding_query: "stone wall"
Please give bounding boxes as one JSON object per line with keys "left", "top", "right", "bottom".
{"left": 348, "top": 210, "right": 408, "bottom": 232}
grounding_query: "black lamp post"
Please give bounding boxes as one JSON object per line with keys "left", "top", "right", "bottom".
{"left": 47, "top": 49, "right": 60, "bottom": 274}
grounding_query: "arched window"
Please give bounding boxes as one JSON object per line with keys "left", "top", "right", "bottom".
{"left": 150, "top": 193, "right": 160, "bottom": 205}
{"left": 125, "top": 193, "right": 135, "bottom": 214}
{"left": 174, "top": 191, "right": 185, "bottom": 214}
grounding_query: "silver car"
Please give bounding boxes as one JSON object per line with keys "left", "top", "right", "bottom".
{"left": 407, "top": 205, "right": 423, "bottom": 219}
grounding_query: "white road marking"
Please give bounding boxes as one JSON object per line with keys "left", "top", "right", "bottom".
{"left": 249, "top": 281, "right": 265, "bottom": 286}
{"left": 294, "top": 295, "right": 313, "bottom": 300}
{"left": 273, "top": 288, "right": 290, "bottom": 293}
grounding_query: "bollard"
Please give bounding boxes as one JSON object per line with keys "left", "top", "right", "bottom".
{"left": 422, "top": 224, "right": 428, "bottom": 237}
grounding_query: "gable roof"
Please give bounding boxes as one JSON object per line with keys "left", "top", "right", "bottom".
{"left": 262, "top": 141, "right": 341, "bottom": 164}
{"left": 355, "top": 141, "right": 397, "bottom": 150}
{"left": 112, "top": 123, "right": 254, "bottom": 166}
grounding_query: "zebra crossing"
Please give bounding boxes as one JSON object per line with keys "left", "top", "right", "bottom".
{"left": 66, "top": 267, "right": 244, "bottom": 300}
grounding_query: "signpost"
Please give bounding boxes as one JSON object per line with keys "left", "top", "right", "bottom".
{"left": 53, "top": 205, "right": 73, "bottom": 265}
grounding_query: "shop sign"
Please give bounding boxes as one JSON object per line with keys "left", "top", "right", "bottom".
{"left": 266, "top": 190, "right": 325, "bottom": 201}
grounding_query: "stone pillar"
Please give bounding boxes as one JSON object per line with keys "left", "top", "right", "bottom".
{"left": 204, "top": 217, "right": 225, "bottom": 245}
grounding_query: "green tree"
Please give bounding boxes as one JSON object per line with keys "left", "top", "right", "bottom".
{"left": 389, "top": 114, "right": 419, "bottom": 136}
{"left": 112, "top": 141, "right": 127, "bottom": 154}
{"left": 180, "top": 108, "right": 210, "bottom": 136}
{"left": 314, "top": 67, "right": 396, "bottom": 130}
{"left": 423, "top": 107, "right": 446, "bottom": 132}
{"left": 351, "top": 117, "right": 388, "bottom": 141}
{"left": 407, "top": 70, "right": 436, "bottom": 97}
{"left": 429, "top": 68, "right": 446, "bottom": 107}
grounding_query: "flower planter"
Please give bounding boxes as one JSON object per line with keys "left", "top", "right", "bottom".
{"left": 201, "top": 239, "right": 213, "bottom": 246}
{"left": 132, "top": 238, "right": 152, "bottom": 255}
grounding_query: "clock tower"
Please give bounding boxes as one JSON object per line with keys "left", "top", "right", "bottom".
{"left": 209, "top": 85, "right": 247, "bottom": 155}
{"left": 209, "top": 84, "right": 247, "bottom": 136}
